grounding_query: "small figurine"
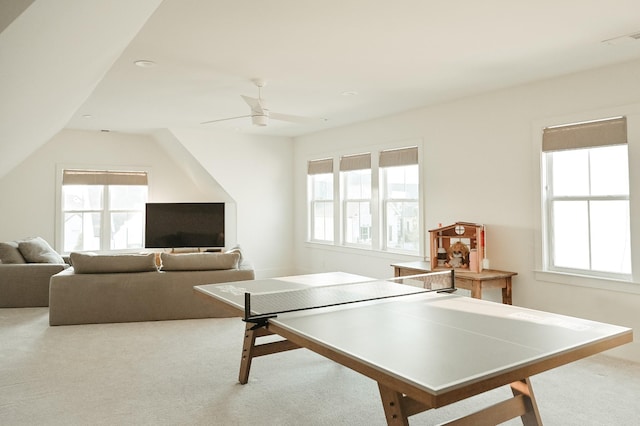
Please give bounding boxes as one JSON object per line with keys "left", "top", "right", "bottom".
{"left": 445, "top": 241, "right": 469, "bottom": 268}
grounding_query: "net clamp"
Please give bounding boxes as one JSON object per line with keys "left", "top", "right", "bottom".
{"left": 243, "top": 292, "right": 278, "bottom": 330}
{"left": 243, "top": 314, "right": 277, "bottom": 330}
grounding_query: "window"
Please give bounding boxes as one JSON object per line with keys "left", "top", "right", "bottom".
{"left": 542, "top": 117, "right": 631, "bottom": 278}
{"left": 380, "top": 147, "right": 420, "bottom": 252}
{"left": 308, "top": 159, "right": 334, "bottom": 242}
{"left": 340, "top": 153, "right": 372, "bottom": 247}
{"left": 61, "top": 169, "right": 148, "bottom": 252}
{"left": 307, "top": 145, "right": 421, "bottom": 254}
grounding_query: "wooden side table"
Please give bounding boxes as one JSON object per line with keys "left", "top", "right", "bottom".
{"left": 391, "top": 261, "right": 517, "bottom": 305}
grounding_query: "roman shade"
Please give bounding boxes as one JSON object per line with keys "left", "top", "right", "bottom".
{"left": 542, "top": 116, "right": 627, "bottom": 152}
{"left": 340, "top": 153, "right": 371, "bottom": 171}
{"left": 62, "top": 169, "right": 148, "bottom": 185}
{"left": 307, "top": 159, "right": 333, "bottom": 175}
{"left": 379, "top": 146, "right": 418, "bottom": 167}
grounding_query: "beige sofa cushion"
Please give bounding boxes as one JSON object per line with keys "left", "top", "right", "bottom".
{"left": 225, "top": 245, "right": 244, "bottom": 261}
{"left": 18, "top": 237, "right": 65, "bottom": 264}
{"left": 71, "top": 252, "right": 157, "bottom": 274}
{"left": 160, "top": 252, "right": 240, "bottom": 271}
{"left": 0, "top": 241, "right": 26, "bottom": 264}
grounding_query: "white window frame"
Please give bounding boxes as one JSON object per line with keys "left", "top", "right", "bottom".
{"left": 340, "top": 153, "right": 372, "bottom": 248}
{"left": 381, "top": 163, "right": 420, "bottom": 254}
{"left": 542, "top": 144, "right": 630, "bottom": 279}
{"left": 306, "top": 140, "right": 423, "bottom": 256}
{"left": 532, "top": 107, "right": 640, "bottom": 295}
{"left": 307, "top": 159, "right": 335, "bottom": 244}
{"left": 55, "top": 165, "right": 151, "bottom": 254}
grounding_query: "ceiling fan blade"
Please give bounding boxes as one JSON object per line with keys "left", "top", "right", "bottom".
{"left": 241, "top": 95, "right": 264, "bottom": 114}
{"left": 200, "top": 114, "right": 251, "bottom": 125}
{"left": 270, "top": 111, "right": 327, "bottom": 124}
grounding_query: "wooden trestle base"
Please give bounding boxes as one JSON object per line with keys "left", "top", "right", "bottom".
{"left": 239, "top": 322, "right": 299, "bottom": 385}
{"left": 378, "top": 378, "right": 542, "bottom": 426}
{"left": 238, "top": 322, "right": 544, "bottom": 426}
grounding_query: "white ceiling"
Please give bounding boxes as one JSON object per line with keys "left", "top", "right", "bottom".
{"left": 23, "top": 1, "right": 640, "bottom": 138}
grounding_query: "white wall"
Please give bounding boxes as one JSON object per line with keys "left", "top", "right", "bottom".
{"left": 2, "top": 59, "right": 638, "bottom": 361}
{"left": 293, "top": 58, "right": 640, "bottom": 362}
{"left": 0, "top": 0, "right": 162, "bottom": 179}
{"left": 0, "top": 129, "right": 231, "bottom": 248}
{"left": 168, "top": 127, "right": 296, "bottom": 278}
{"left": 0, "top": 125, "right": 296, "bottom": 279}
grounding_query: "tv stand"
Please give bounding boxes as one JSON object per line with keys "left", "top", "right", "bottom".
{"left": 168, "top": 247, "right": 223, "bottom": 254}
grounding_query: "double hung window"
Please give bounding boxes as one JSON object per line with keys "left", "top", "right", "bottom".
{"left": 380, "top": 147, "right": 420, "bottom": 252}
{"left": 307, "top": 145, "right": 420, "bottom": 254}
{"left": 61, "top": 169, "right": 148, "bottom": 252}
{"left": 308, "top": 159, "right": 334, "bottom": 242}
{"left": 340, "top": 153, "right": 372, "bottom": 247}
{"left": 542, "top": 117, "right": 631, "bottom": 278}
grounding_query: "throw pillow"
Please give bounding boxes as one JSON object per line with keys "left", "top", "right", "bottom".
{"left": 225, "top": 245, "right": 244, "bottom": 261}
{"left": 0, "top": 241, "right": 26, "bottom": 264}
{"left": 18, "top": 237, "right": 65, "bottom": 264}
{"left": 71, "top": 252, "right": 158, "bottom": 274}
{"left": 160, "top": 252, "right": 240, "bottom": 271}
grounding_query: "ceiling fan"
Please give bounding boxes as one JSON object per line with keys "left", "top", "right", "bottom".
{"left": 201, "top": 79, "right": 326, "bottom": 127}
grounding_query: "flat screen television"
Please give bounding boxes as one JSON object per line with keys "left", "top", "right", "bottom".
{"left": 145, "top": 202, "right": 225, "bottom": 249}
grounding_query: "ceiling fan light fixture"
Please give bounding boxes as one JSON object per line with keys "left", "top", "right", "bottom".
{"left": 202, "top": 79, "right": 323, "bottom": 127}
{"left": 252, "top": 115, "right": 268, "bottom": 126}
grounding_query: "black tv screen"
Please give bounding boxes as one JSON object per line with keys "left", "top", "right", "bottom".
{"left": 145, "top": 202, "right": 225, "bottom": 249}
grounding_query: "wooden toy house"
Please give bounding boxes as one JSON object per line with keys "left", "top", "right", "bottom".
{"left": 429, "top": 222, "right": 484, "bottom": 273}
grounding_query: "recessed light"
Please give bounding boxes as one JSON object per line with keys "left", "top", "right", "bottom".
{"left": 82, "top": 114, "right": 92, "bottom": 119}
{"left": 341, "top": 91, "right": 358, "bottom": 96}
{"left": 134, "top": 60, "right": 156, "bottom": 68}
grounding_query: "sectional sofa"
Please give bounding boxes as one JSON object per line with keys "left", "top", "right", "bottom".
{"left": 49, "top": 250, "right": 255, "bottom": 326}
{"left": 0, "top": 237, "right": 70, "bottom": 308}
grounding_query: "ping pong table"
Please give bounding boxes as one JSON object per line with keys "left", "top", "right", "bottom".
{"left": 194, "top": 271, "right": 632, "bottom": 425}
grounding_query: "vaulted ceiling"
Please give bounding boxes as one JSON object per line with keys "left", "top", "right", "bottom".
{"left": 3, "top": 0, "right": 640, "bottom": 178}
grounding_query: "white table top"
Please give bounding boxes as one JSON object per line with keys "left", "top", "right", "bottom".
{"left": 195, "top": 272, "right": 632, "bottom": 397}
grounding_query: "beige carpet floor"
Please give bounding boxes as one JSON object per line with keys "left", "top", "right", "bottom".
{"left": 1, "top": 307, "right": 639, "bottom": 426}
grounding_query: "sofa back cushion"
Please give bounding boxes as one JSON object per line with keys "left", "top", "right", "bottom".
{"left": 18, "top": 237, "right": 66, "bottom": 264}
{"left": 0, "top": 241, "right": 26, "bottom": 264}
{"left": 71, "top": 252, "right": 158, "bottom": 274}
{"left": 160, "top": 252, "right": 240, "bottom": 271}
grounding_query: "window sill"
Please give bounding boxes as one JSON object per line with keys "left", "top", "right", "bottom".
{"left": 534, "top": 270, "right": 640, "bottom": 295}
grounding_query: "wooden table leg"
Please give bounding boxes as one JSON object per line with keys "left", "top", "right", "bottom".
{"left": 502, "top": 277, "right": 513, "bottom": 305}
{"left": 470, "top": 280, "right": 482, "bottom": 300}
{"left": 510, "top": 378, "right": 542, "bottom": 426}
{"left": 239, "top": 322, "right": 258, "bottom": 384}
{"left": 378, "top": 383, "right": 410, "bottom": 426}
{"left": 238, "top": 323, "right": 301, "bottom": 384}
{"left": 439, "top": 378, "right": 542, "bottom": 426}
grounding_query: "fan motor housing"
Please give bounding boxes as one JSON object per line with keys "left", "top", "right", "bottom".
{"left": 252, "top": 115, "right": 268, "bottom": 126}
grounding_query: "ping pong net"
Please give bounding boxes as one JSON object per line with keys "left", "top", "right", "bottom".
{"left": 243, "top": 270, "right": 455, "bottom": 326}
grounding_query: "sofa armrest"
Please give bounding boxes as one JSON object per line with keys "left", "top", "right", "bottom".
{"left": 0, "top": 263, "right": 69, "bottom": 307}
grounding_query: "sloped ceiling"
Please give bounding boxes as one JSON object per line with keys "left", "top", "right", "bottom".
{"left": 0, "top": 0, "right": 162, "bottom": 179}
{"left": 2, "top": 0, "right": 640, "bottom": 179}
{"left": 65, "top": 0, "right": 640, "bottom": 135}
